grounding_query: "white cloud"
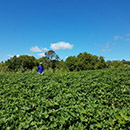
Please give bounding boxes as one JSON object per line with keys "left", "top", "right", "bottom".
{"left": 8, "top": 54, "right": 20, "bottom": 58}
{"left": 50, "top": 41, "right": 73, "bottom": 50}
{"left": 114, "top": 35, "right": 123, "bottom": 40}
{"left": 16, "top": 54, "right": 20, "bottom": 57}
{"left": 42, "top": 48, "right": 48, "bottom": 51}
{"left": 8, "top": 54, "right": 14, "bottom": 58}
{"left": 30, "top": 46, "right": 42, "bottom": 52}
{"left": 125, "top": 38, "right": 130, "bottom": 41}
{"left": 104, "top": 44, "right": 109, "bottom": 48}
{"left": 100, "top": 49, "right": 111, "bottom": 53}
{"left": 100, "top": 43, "right": 112, "bottom": 53}
{"left": 126, "top": 33, "right": 130, "bottom": 37}
{"left": 37, "top": 53, "right": 45, "bottom": 57}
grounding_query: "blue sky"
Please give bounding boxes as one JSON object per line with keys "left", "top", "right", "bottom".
{"left": 0, "top": 0, "right": 130, "bottom": 62}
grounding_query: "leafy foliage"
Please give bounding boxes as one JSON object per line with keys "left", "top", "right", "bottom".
{"left": 1, "top": 51, "right": 130, "bottom": 72}
{"left": 5, "top": 55, "right": 37, "bottom": 71}
{"left": 0, "top": 67, "right": 130, "bottom": 129}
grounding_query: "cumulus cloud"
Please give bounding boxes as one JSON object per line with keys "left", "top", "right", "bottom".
{"left": 42, "top": 48, "right": 48, "bottom": 51}
{"left": 125, "top": 38, "right": 130, "bottom": 41}
{"left": 30, "top": 46, "right": 42, "bottom": 52}
{"left": 37, "top": 53, "right": 45, "bottom": 57}
{"left": 114, "top": 35, "right": 123, "bottom": 40}
{"left": 8, "top": 54, "right": 14, "bottom": 58}
{"left": 50, "top": 41, "right": 73, "bottom": 50}
{"left": 100, "top": 48, "right": 111, "bottom": 53}
{"left": 30, "top": 46, "right": 49, "bottom": 53}
{"left": 126, "top": 33, "right": 130, "bottom": 37}
{"left": 100, "top": 43, "right": 112, "bottom": 53}
{"left": 113, "top": 33, "right": 130, "bottom": 42}
{"left": 8, "top": 54, "right": 20, "bottom": 58}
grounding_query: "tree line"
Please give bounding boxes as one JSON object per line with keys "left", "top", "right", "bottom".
{"left": 0, "top": 50, "right": 130, "bottom": 72}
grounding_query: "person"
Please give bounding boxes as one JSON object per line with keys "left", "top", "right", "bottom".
{"left": 37, "top": 62, "right": 44, "bottom": 74}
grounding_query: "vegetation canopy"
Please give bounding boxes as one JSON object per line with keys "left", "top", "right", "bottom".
{"left": 1, "top": 51, "right": 130, "bottom": 72}
{"left": 0, "top": 67, "right": 130, "bottom": 129}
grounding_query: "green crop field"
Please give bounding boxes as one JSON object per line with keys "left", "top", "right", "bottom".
{"left": 0, "top": 67, "right": 130, "bottom": 130}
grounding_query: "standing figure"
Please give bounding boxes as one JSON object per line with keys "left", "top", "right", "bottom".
{"left": 37, "top": 62, "right": 44, "bottom": 74}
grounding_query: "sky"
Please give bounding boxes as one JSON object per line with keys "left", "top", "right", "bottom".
{"left": 0, "top": 0, "right": 130, "bottom": 62}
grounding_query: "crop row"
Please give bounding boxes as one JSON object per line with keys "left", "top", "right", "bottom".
{"left": 0, "top": 67, "right": 130, "bottom": 129}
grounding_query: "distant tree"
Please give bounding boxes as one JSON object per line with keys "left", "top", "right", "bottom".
{"left": 121, "top": 59, "right": 130, "bottom": 65}
{"left": 76, "top": 52, "right": 99, "bottom": 70}
{"left": 95, "top": 56, "right": 107, "bottom": 69}
{"left": 37, "top": 57, "right": 47, "bottom": 69}
{"left": 5, "top": 56, "right": 18, "bottom": 71}
{"left": 45, "top": 50, "right": 59, "bottom": 61}
{"left": 45, "top": 50, "right": 60, "bottom": 69}
{"left": 0, "top": 62, "right": 9, "bottom": 72}
{"left": 55, "top": 60, "right": 68, "bottom": 71}
{"left": 111, "top": 60, "right": 123, "bottom": 67}
{"left": 106, "top": 60, "right": 112, "bottom": 68}
{"left": 17, "top": 55, "right": 37, "bottom": 70}
{"left": 5, "top": 55, "right": 37, "bottom": 71}
{"left": 4, "top": 51, "right": 120, "bottom": 72}
{"left": 65, "top": 56, "right": 77, "bottom": 71}
{"left": 121, "top": 59, "right": 127, "bottom": 64}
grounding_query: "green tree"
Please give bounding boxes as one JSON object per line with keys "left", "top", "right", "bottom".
{"left": 106, "top": 60, "right": 112, "bottom": 68}
{"left": 95, "top": 56, "right": 106, "bottom": 69}
{"left": 37, "top": 57, "right": 47, "bottom": 69}
{"left": 17, "top": 55, "right": 37, "bottom": 70}
{"left": 0, "top": 62, "right": 9, "bottom": 72}
{"left": 111, "top": 60, "right": 123, "bottom": 67}
{"left": 5, "top": 55, "right": 37, "bottom": 71}
{"left": 121, "top": 59, "right": 130, "bottom": 65}
{"left": 77, "top": 52, "right": 99, "bottom": 70}
{"left": 55, "top": 60, "right": 68, "bottom": 71}
{"left": 65, "top": 56, "right": 77, "bottom": 71}
{"left": 45, "top": 50, "right": 60, "bottom": 69}
{"left": 5, "top": 56, "right": 18, "bottom": 71}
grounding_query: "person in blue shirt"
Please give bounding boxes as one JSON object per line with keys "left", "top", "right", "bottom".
{"left": 37, "top": 62, "right": 44, "bottom": 74}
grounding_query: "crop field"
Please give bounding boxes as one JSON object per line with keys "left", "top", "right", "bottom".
{"left": 0, "top": 67, "right": 130, "bottom": 130}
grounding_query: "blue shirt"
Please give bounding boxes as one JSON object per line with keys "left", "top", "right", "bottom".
{"left": 37, "top": 65, "right": 44, "bottom": 73}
